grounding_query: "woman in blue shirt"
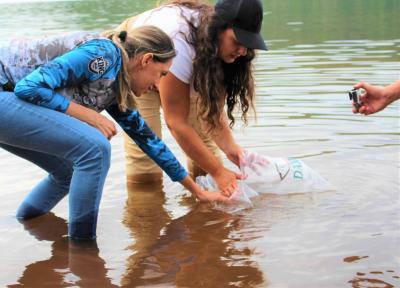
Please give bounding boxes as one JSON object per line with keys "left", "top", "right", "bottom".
{"left": 0, "top": 26, "right": 227, "bottom": 240}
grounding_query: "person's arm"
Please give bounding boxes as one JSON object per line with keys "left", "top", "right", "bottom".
{"left": 159, "top": 73, "right": 240, "bottom": 196}
{"left": 207, "top": 110, "right": 244, "bottom": 168}
{"left": 353, "top": 80, "right": 400, "bottom": 115}
{"left": 13, "top": 39, "right": 119, "bottom": 138}
{"left": 14, "top": 39, "right": 119, "bottom": 112}
{"left": 66, "top": 102, "right": 117, "bottom": 139}
{"left": 106, "top": 104, "right": 227, "bottom": 202}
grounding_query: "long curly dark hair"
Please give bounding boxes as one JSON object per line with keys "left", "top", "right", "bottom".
{"left": 160, "top": 0, "right": 256, "bottom": 130}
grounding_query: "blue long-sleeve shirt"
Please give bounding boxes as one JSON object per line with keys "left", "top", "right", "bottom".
{"left": 8, "top": 36, "right": 187, "bottom": 182}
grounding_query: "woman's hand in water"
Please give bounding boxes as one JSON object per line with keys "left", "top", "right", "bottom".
{"left": 180, "top": 175, "right": 229, "bottom": 202}
{"left": 195, "top": 189, "right": 229, "bottom": 203}
{"left": 211, "top": 166, "right": 242, "bottom": 197}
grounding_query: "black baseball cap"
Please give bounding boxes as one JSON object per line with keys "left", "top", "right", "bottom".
{"left": 215, "top": 0, "right": 267, "bottom": 50}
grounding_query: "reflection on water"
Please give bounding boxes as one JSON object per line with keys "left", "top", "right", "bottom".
{"left": 7, "top": 213, "right": 116, "bottom": 288}
{"left": 348, "top": 272, "right": 397, "bottom": 288}
{"left": 121, "top": 183, "right": 263, "bottom": 287}
{"left": 0, "top": 0, "right": 399, "bottom": 287}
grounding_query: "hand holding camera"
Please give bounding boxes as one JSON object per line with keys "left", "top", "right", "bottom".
{"left": 348, "top": 88, "right": 363, "bottom": 110}
{"left": 350, "top": 81, "right": 400, "bottom": 115}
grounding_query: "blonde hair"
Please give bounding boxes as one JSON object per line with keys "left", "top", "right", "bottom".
{"left": 102, "top": 26, "right": 176, "bottom": 111}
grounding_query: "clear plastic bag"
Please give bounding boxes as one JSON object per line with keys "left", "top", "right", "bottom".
{"left": 240, "top": 150, "right": 335, "bottom": 194}
{"left": 195, "top": 150, "right": 335, "bottom": 212}
{"left": 196, "top": 174, "right": 258, "bottom": 213}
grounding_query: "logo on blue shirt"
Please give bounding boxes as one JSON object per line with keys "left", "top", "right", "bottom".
{"left": 88, "top": 56, "right": 108, "bottom": 74}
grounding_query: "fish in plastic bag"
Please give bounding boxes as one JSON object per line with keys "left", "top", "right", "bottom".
{"left": 196, "top": 150, "right": 335, "bottom": 212}
{"left": 240, "top": 150, "right": 335, "bottom": 194}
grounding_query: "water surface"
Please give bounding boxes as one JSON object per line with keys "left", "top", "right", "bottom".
{"left": 0, "top": 0, "right": 399, "bottom": 287}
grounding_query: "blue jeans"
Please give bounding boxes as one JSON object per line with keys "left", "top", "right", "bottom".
{"left": 0, "top": 92, "right": 111, "bottom": 240}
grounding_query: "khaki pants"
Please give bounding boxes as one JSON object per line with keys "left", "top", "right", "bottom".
{"left": 124, "top": 91, "right": 222, "bottom": 183}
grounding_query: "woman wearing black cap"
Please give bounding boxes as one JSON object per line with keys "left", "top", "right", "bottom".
{"left": 114, "top": 0, "right": 267, "bottom": 196}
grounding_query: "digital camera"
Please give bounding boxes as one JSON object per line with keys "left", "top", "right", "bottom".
{"left": 348, "top": 88, "right": 362, "bottom": 109}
